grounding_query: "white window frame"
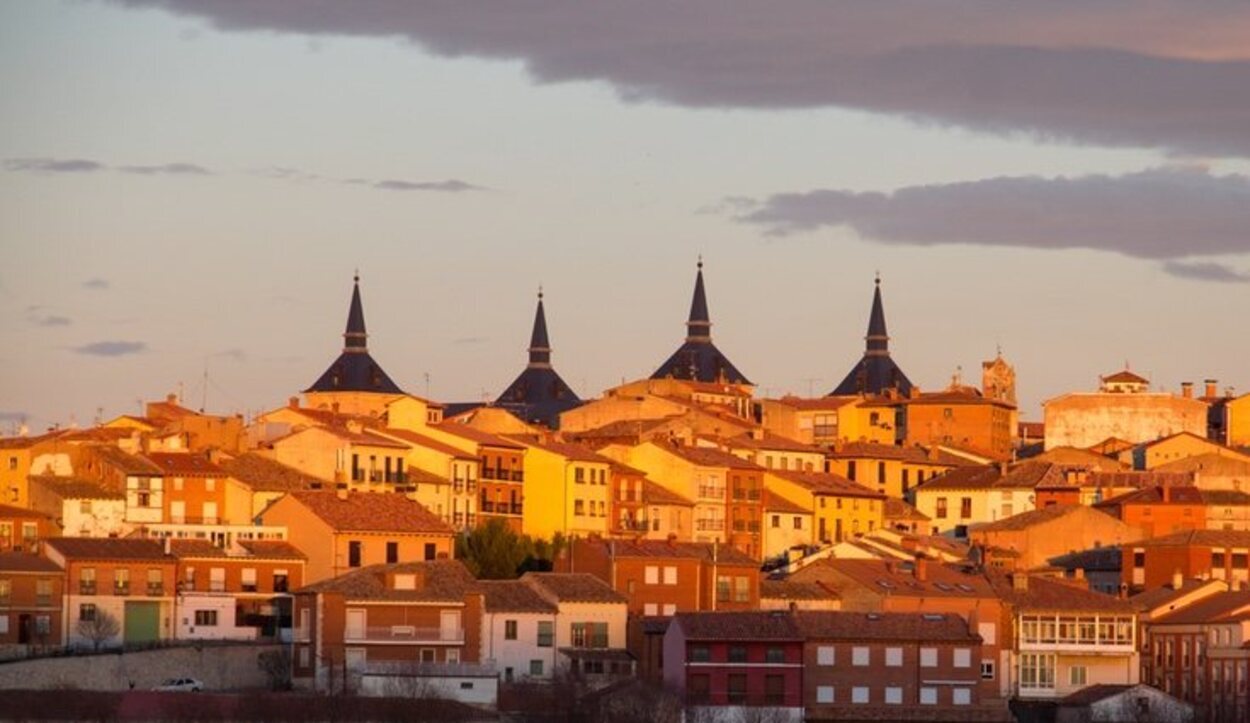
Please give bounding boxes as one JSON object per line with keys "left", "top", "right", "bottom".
{"left": 663, "top": 566, "right": 678, "bottom": 585}
{"left": 852, "top": 646, "right": 870, "bottom": 666}
{"left": 644, "top": 566, "right": 659, "bottom": 585}
{"left": 953, "top": 688, "right": 971, "bottom": 705}
{"left": 920, "top": 647, "right": 938, "bottom": 667}
{"left": 953, "top": 648, "right": 971, "bottom": 668}
{"left": 817, "top": 645, "right": 835, "bottom": 666}
{"left": 816, "top": 685, "right": 834, "bottom": 703}
{"left": 920, "top": 687, "right": 937, "bottom": 705}
{"left": 851, "top": 686, "right": 869, "bottom": 704}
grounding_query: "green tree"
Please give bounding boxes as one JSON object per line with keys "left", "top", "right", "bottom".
{"left": 457, "top": 518, "right": 534, "bottom": 579}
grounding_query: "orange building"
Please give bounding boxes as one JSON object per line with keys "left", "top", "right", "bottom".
{"left": 260, "top": 490, "right": 455, "bottom": 584}
{"left": 608, "top": 462, "right": 649, "bottom": 536}
{"left": 0, "top": 552, "right": 64, "bottom": 652}
{"left": 426, "top": 424, "right": 526, "bottom": 531}
{"left": 1093, "top": 486, "right": 1206, "bottom": 538}
{"left": 170, "top": 539, "right": 306, "bottom": 641}
{"left": 0, "top": 504, "right": 59, "bottom": 552}
{"left": 903, "top": 387, "right": 1016, "bottom": 462}
{"left": 1123, "top": 529, "right": 1250, "bottom": 593}
{"left": 143, "top": 452, "right": 250, "bottom": 526}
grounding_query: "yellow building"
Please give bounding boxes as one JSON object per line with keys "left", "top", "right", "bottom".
{"left": 375, "top": 427, "right": 477, "bottom": 531}
{"left": 912, "top": 466, "right": 1001, "bottom": 536}
{"left": 826, "top": 441, "right": 970, "bottom": 499}
{"left": 1124, "top": 431, "right": 1250, "bottom": 470}
{"left": 761, "top": 493, "right": 813, "bottom": 559}
{"left": 265, "top": 423, "right": 411, "bottom": 493}
{"left": 763, "top": 469, "right": 884, "bottom": 545}
{"left": 698, "top": 432, "right": 826, "bottom": 475}
{"left": 506, "top": 438, "right": 612, "bottom": 540}
{"left": 1227, "top": 392, "right": 1250, "bottom": 448}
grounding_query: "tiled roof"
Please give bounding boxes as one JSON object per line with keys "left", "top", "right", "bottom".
{"left": 769, "top": 469, "right": 883, "bottom": 499}
{"left": 0, "top": 432, "right": 60, "bottom": 450}
{"left": 764, "top": 494, "right": 811, "bottom": 515}
{"left": 479, "top": 579, "right": 558, "bottom": 613}
{"left": 523, "top": 573, "right": 627, "bottom": 604}
{"left": 673, "top": 611, "right": 803, "bottom": 641}
{"left": 642, "top": 480, "right": 695, "bottom": 507}
{"left": 594, "top": 538, "right": 757, "bottom": 566}
{"left": 0, "top": 551, "right": 63, "bottom": 573}
{"left": 282, "top": 406, "right": 381, "bottom": 430}
{"left": 298, "top": 560, "right": 477, "bottom": 601}
{"left": 1094, "top": 486, "right": 1205, "bottom": 509}
{"left": 0, "top": 503, "right": 54, "bottom": 520}
{"left": 760, "top": 579, "right": 835, "bottom": 602}
{"left": 659, "top": 444, "right": 765, "bottom": 471}
{"left": 883, "top": 497, "right": 929, "bottom": 521}
{"left": 1128, "top": 580, "right": 1218, "bottom": 613}
{"left": 216, "top": 453, "right": 330, "bottom": 492}
{"left": 285, "top": 491, "right": 454, "bottom": 535}
{"left": 44, "top": 537, "right": 171, "bottom": 561}
{"left": 1087, "top": 437, "right": 1136, "bottom": 455}
{"left": 1157, "top": 454, "right": 1250, "bottom": 477}
{"left": 903, "top": 389, "right": 1014, "bottom": 410}
{"left": 607, "top": 461, "right": 647, "bottom": 478}
{"left": 715, "top": 431, "right": 823, "bottom": 455}
{"left": 995, "top": 461, "right": 1066, "bottom": 489}
{"left": 377, "top": 428, "right": 478, "bottom": 459}
{"left": 169, "top": 539, "right": 306, "bottom": 560}
{"left": 828, "top": 442, "right": 969, "bottom": 467}
{"left": 1029, "top": 446, "right": 1128, "bottom": 471}
{"left": 434, "top": 423, "right": 526, "bottom": 450}
{"left": 793, "top": 610, "right": 977, "bottom": 642}
{"left": 1089, "top": 471, "right": 1194, "bottom": 489}
{"left": 1059, "top": 684, "right": 1146, "bottom": 707}
{"left": 990, "top": 573, "right": 1135, "bottom": 613}
{"left": 1151, "top": 591, "right": 1250, "bottom": 625}
{"left": 566, "top": 416, "right": 677, "bottom": 441}
{"left": 975, "top": 505, "right": 1121, "bottom": 533}
{"left": 1199, "top": 489, "right": 1250, "bottom": 506}
{"left": 790, "top": 559, "right": 997, "bottom": 599}
{"left": 27, "top": 475, "right": 123, "bottom": 500}
{"left": 1134, "top": 529, "right": 1250, "bottom": 548}
{"left": 514, "top": 438, "right": 614, "bottom": 464}
{"left": 767, "top": 395, "right": 859, "bottom": 412}
{"left": 1047, "top": 546, "right": 1122, "bottom": 573}
{"left": 1102, "top": 369, "right": 1149, "bottom": 384}
{"left": 90, "top": 445, "right": 163, "bottom": 475}
{"left": 143, "top": 452, "right": 228, "bottom": 477}
{"left": 916, "top": 465, "right": 1000, "bottom": 491}
{"left": 319, "top": 426, "right": 410, "bottom": 449}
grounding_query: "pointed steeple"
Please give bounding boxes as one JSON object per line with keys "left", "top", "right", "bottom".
{"left": 528, "top": 287, "right": 551, "bottom": 368}
{"left": 344, "top": 271, "right": 368, "bottom": 353}
{"left": 686, "top": 256, "right": 711, "bottom": 342}
{"left": 865, "top": 273, "right": 889, "bottom": 357}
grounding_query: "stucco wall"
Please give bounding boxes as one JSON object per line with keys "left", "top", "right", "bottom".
{"left": 0, "top": 642, "right": 281, "bottom": 690}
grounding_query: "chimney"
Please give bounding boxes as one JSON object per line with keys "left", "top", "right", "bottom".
{"left": 163, "top": 537, "right": 171, "bottom": 556}
{"left": 1205, "top": 379, "right": 1218, "bottom": 398}
{"left": 167, "top": 393, "right": 178, "bottom": 405}
{"left": 1011, "top": 573, "right": 1029, "bottom": 592}
{"left": 288, "top": 396, "right": 299, "bottom": 409}
{"left": 1073, "top": 567, "right": 1085, "bottom": 581}
{"left": 1181, "top": 382, "right": 1193, "bottom": 399}
{"left": 914, "top": 558, "right": 928, "bottom": 582}
{"left": 336, "top": 487, "right": 349, "bottom": 501}
{"left": 1172, "top": 570, "right": 1183, "bottom": 590}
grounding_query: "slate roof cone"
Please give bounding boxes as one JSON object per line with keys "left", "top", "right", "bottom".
{"left": 651, "top": 258, "right": 751, "bottom": 385}
{"left": 304, "top": 274, "right": 403, "bottom": 394}
{"left": 496, "top": 287, "right": 582, "bottom": 427}
{"left": 829, "top": 275, "right": 913, "bottom": 397}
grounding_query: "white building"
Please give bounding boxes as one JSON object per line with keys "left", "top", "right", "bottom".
{"left": 522, "top": 573, "right": 634, "bottom": 679}
{"left": 28, "top": 476, "right": 128, "bottom": 538}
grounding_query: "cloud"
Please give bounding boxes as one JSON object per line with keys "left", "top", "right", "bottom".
{"left": 82, "top": 278, "right": 111, "bottom": 290}
{"left": 4, "top": 157, "right": 105, "bottom": 173}
{"left": 74, "top": 341, "right": 147, "bottom": 356}
{"left": 1161, "top": 261, "right": 1250, "bottom": 284}
{"left": 117, "top": 162, "right": 212, "bottom": 175}
{"left": 211, "top": 348, "right": 248, "bottom": 362}
{"left": 452, "top": 337, "right": 488, "bottom": 346}
{"left": 0, "top": 411, "right": 27, "bottom": 423}
{"left": 371, "top": 179, "right": 481, "bottom": 192}
{"left": 252, "top": 166, "right": 320, "bottom": 182}
{"left": 734, "top": 167, "right": 1250, "bottom": 262}
{"left": 109, "top": 1, "right": 1250, "bottom": 157}
{"left": 31, "top": 314, "right": 72, "bottom": 327}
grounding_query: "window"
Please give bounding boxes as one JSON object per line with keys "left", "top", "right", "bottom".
{"left": 505, "top": 620, "right": 518, "bottom": 640}
{"left": 424, "top": 543, "right": 437, "bottom": 561}
{"left": 1070, "top": 665, "right": 1087, "bottom": 686}
{"left": 885, "top": 687, "right": 902, "bottom": 704}
{"left": 537, "top": 621, "right": 554, "bottom": 647}
{"left": 734, "top": 576, "right": 750, "bottom": 603}
{"left": 771, "top": 515, "right": 780, "bottom": 528}
{"left": 689, "top": 674, "right": 710, "bottom": 704}
{"left": 1019, "top": 653, "right": 1056, "bottom": 690}
{"left": 981, "top": 660, "right": 996, "bottom": 680}
{"left": 847, "top": 461, "right": 856, "bottom": 480}
{"left": 662, "top": 603, "right": 675, "bottom": 616}
{"left": 79, "top": 603, "right": 96, "bottom": 622}
{"left": 765, "top": 646, "right": 785, "bottom": 664}
{"left": 953, "top": 688, "right": 971, "bottom": 705}
{"left": 80, "top": 500, "right": 92, "bottom": 515}
{"left": 851, "top": 687, "right": 869, "bottom": 704}
{"left": 574, "top": 500, "right": 585, "bottom": 516}
{"left": 793, "top": 516, "right": 802, "bottom": 530}
{"left": 764, "top": 674, "right": 785, "bottom": 705}
{"left": 195, "top": 610, "right": 218, "bottom": 626}
{"left": 920, "top": 687, "right": 937, "bottom": 704}
{"left": 386, "top": 541, "right": 399, "bottom": 564}
{"left": 920, "top": 648, "right": 937, "bottom": 667}
{"left": 240, "top": 568, "right": 256, "bottom": 593}
{"left": 644, "top": 566, "right": 659, "bottom": 584}
{"left": 114, "top": 568, "right": 130, "bottom": 595}
{"left": 209, "top": 567, "right": 225, "bottom": 593}
{"left": 570, "top": 622, "right": 608, "bottom": 648}
{"left": 960, "top": 497, "right": 972, "bottom": 518}
{"left": 936, "top": 498, "right": 948, "bottom": 519}
{"left": 575, "top": 468, "right": 585, "bottom": 484}
{"left": 727, "top": 673, "right": 747, "bottom": 704}
{"left": 978, "top": 622, "right": 997, "bottom": 645}
{"left": 728, "top": 645, "right": 747, "bottom": 663}
{"left": 348, "top": 541, "right": 362, "bottom": 568}
{"left": 816, "top": 685, "right": 834, "bottom": 703}
{"left": 817, "top": 645, "right": 835, "bottom": 666}
{"left": 717, "top": 576, "right": 731, "bottom": 602}
{"left": 663, "top": 566, "right": 678, "bottom": 585}
{"left": 852, "top": 646, "right": 869, "bottom": 666}
{"left": 643, "top": 603, "right": 658, "bottom": 616}
{"left": 420, "top": 649, "right": 436, "bottom": 663}
{"left": 953, "top": 648, "right": 971, "bottom": 668}
{"left": 529, "top": 660, "right": 543, "bottom": 677}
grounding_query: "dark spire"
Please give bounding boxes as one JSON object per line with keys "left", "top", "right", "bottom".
{"left": 528, "top": 286, "right": 551, "bottom": 368}
{"left": 344, "top": 271, "right": 367, "bottom": 353}
{"left": 687, "top": 256, "right": 711, "bottom": 341}
{"left": 865, "top": 273, "right": 888, "bottom": 357}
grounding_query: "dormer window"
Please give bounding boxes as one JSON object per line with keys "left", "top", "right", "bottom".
{"left": 394, "top": 574, "right": 416, "bottom": 590}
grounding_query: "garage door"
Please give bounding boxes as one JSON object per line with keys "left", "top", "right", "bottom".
{"left": 124, "top": 601, "right": 160, "bottom": 644}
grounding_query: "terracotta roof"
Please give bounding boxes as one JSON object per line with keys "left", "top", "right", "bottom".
{"left": 1134, "top": 529, "right": 1250, "bottom": 548}
{"left": 1018, "top": 422, "right": 1045, "bottom": 438}
{"left": 44, "top": 537, "right": 171, "bottom": 561}
{"left": 768, "top": 469, "right": 884, "bottom": 499}
{"left": 1101, "top": 369, "right": 1149, "bottom": 384}
{"left": 672, "top": 611, "right": 803, "bottom": 641}
{"left": 658, "top": 444, "right": 765, "bottom": 471}
{"left": 990, "top": 573, "right": 1135, "bottom": 613}
{"left": 90, "top": 445, "right": 163, "bottom": 475}
{"left": 1199, "top": 489, "right": 1250, "bottom": 506}
{"left": 280, "top": 406, "right": 380, "bottom": 430}
{"left": 513, "top": 438, "right": 614, "bottom": 464}
{"left": 715, "top": 431, "right": 823, "bottom": 455}
{"left": 479, "top": 579, "right": 558, "bottom": 613}
{"left": 27, "top": 475, "right": 123, "bottom": 500}
{"left": 298, "top": 560, "right": 477, "bottom": 601}
{"left": 433, "top": 424, "right": 525, "bottom": 450}
{"left": 1087, "top": 437, "right": 1136, "bottom": 455}
{"left": 377, "top": 428, "right": 478, "bottom": 459}
{"left": 829, "top": 442, "right": 970, "bottom": 467}
{"left": 0, "top": 432, "right": 60, "bottom": 449}
{"left": 607, "top": 461, "right": 647, "bottom": 477}
{"left": 1048, "top": 546, "right": 1122, "bottom": 573}
{"left": 216, "top": 453, "right": 330, "bottom": 492}
{"left": 321, "top": 426, "right": 410, "bottom": 450}
{"left": 903, "top": 389, "right": 1014, "bottom": 410}
{"left": 975, "top": 505, "right": 1122, "bottom": 533}
{"left": 793, "top": 610, "right": 978, "bottom": 642}
{"left": 1151, "top": 591, "right": 1250, "bottom": 625}
{"left": 1157, "top": 454, "right": 1250, "bottom": 477}
{"left": 916, "top": 465, "right": 1000, "bottom": 491}
{"left": 764, "top": 493, "right": 811, "bottom": 515}
{"left": 790, "top": 559, "right": 997, "bottom": 599}
{"left": 642, "top": 479, "right": 695, "bottom": 507}
{"left": 1128, "top": 580, "right": 1218, "bottom": 613}
{"left": 523, "top": 572, "right": 627, "bottom": 604}
{"left": 760, "top": 579, "right": 835, "bottom": 602}
{"left": 767, "top": 395, "right": 859, "bottom": 412}
{"left": 590, "top": 538, "right": 757, "bottom": 566}
{"left": 284, "top": 491, "right": 454, "bottom": 535}
{"left": 564, "top": 417, "right": 677, "bottom": 441}
{"left": 142, "top": 452, "right": 228, "bottom": 477}
{"left": 169, "top": 539, "right": 306, "bottom": 560}
{"left": 994, "top": 461, "right": 1067, "bottom": 489}
{"left": 1088, "top": 471, "right": 1194, "bottom": 489}
{"left": 0, "top": 503, "right": 54, "bottom": 520}
{"left": 1094, "top": 486, "right": 1205, "bottom": 510}
{"left": 1029, "top": 446, "right": 1129, "bottom": 471}
{"left": 883, "top": 497, "right": 929, "bottom": 521}
{"left": 0, "top": 551, "right": 63, "bottom": 573}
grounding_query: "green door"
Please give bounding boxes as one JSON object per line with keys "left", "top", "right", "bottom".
{"left": 124, "top": 601, "right": 160, "bottom": 644}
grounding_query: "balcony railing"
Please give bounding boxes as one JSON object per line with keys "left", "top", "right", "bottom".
{"left": 345, "top": 626, "right": 465, "bottom": 644}
{"left": 511, "top": 471, "right": 524, "bottom": 482}
{"left": 36, "top": 595, "right": 52, "bottom": 607}
{"left": 146, "top": 583, "right": 164, "bottom": 596}
{"left": 695, "top": 519, "right": 725, "bottom": 532}
{"left": 509, "top": 503, "right": 523, "bottom": 515}
{"left": 481, "top": 500, "right": 496, "bottom": 513}
{"left": 617, "top": 519, "right": 650, "bottom": 532}
{"left": 79, "top": 581, "right": 97, "bottom": 595}
{"left": 114, "top": 583, "right": 131, "bottom": 596}
{"left": 697, "top": 487, "right": 725, "bottom": 500}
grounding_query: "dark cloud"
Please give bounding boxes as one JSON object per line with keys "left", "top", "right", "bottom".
{"left": 372, "top": 179, "right": 481, "bottom": 192}
{"left": 110, "top": 1, "right": 1250, "bottom": 157}
{"left": 1161, "top": 261, "right": 1250, "bottom": 284}
{"left": 735, "top": 167, "right": 1250, "bottom": 262}
{"left": 4, "top": 157, "right": 105, "bottom": 173}
{"left": 82, "top": 278, "right": 111, "bottom": 290}
{"left": 118, "top": 162, "right": 212, "bottom": 175}
{"left": 74, "top": 341, "right": 147, "bottom": 356}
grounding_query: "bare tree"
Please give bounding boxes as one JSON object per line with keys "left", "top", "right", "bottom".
{"left": 77, "top": 609, "right": 120, "bottom": 651}
{"left": 257, "top": 649, "right": 292, "bottom": 691}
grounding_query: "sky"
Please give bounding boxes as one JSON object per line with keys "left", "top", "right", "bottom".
{"left": 1, "top": 0, "right": 1248, "bottom": 431}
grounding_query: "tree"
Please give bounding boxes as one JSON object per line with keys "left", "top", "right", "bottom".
{"left": 77, "top": 609, "right": 120, "bottom": 651}
{"left": 457, "top": 518, "right": 535, "bottom": 579}
{"left": 257, "top": 649, "right": 292, "bottom": 691}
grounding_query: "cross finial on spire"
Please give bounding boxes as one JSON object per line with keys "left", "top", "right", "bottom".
{"left": 354, "top": 268, "right": 360, "bottom": 284}
{"left": 697, "top": 254, "right": 703, "bottom": 270}
{"left": 538, "top": 284, "right": 543, "bottom": 301}
{"left": 874, "top": 270, "right": 881, "bottom": 285}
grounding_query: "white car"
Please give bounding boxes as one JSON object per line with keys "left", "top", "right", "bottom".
{"left": 153, "top": 677, "right": 203, "bottom": 692}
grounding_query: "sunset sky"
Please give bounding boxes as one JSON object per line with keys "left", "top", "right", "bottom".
{"left": 2, "top": 1, "right": 1248, "bottom": 430}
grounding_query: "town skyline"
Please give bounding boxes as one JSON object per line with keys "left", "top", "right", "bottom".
{"left": 2, "top": 0, "right": 1248, "bottom": 429}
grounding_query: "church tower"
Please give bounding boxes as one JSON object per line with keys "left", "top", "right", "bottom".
{"left": 304, "top": 274, "right": 404, "bottom": 413}
{"left": 651, "top": 259, "right": 751, "bottom": 386}
{"left": 496, "top": 288, "right": 582, "bottom": 428}
{"left": 829, "top": 276, "right": 913, "bottom": 397}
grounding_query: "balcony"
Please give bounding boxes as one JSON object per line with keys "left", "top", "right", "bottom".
{"left": 481, "top": 500, "right": 496, "bottom": 513}
{"left": 273, "top": 578, "right": 290, "bottom": 593}
{"left": 482, "top": 468, "right": 497, "bottom": 480}
{"left": 345, "top": 625, "right": 465, "bottom": 644}
{"left": 114, "top": 583, "right": 131, "bottom": 597}
{"left": 617, "top": 519, "right": 650, "bottom": 532}
{"left": 79, "top": 581, "right": 97, "bottom": 595}
{"left": 146, "top": 583, "right": 164, "bottom": 597}
{"left": 385, "top": 472, "right": 407, "bottom": 484}
{"left": 697, "top": 487, "right": 725, "bottom": 501}
{"left": 36, "top": 594, "right": 52, "bottom": 607}
{"left": 511, "top": 471, "right": 524, "bottom": 482}
{"left": 695, "top": 519, "right": 725, "bottom": 532}
{"left": 509, "top": 503, "right": 523, "bottom": 515}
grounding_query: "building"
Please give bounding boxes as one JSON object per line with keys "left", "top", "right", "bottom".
{"left": 521, "top": 572, "right": 632, "bottom": 680}
{"left": 0, "top": 503, "right": 58, "bottom": 552}
{"left": 826, "top": 441, "right": 970, "bottom": 500}
{"left": 506, "top": 437, "right": 609, "bottom": 539}
{"left": 43, "top": 537, "right": 177, "bottom": 650}
{"left": 1158, "top": 454, "right": 1250, "bottom": 493}
{"left": 265, "top": 423, "right": 412, "bottom": 495}
{"left": 756, "top": 396, "right": 867, "bottom": 447}
{"left": 883, "top": 496, "right": 930, "bottom": 534}
{"left": 1124, "top": 431, "right": 1250, "bottom": 471}
{"left": 970, "top": 505, "right": 1141, "bottom": 572}
{"left": 1200, "top": 489, "right": 1250, "bottom": 531}
{"left": 171, "top": 539, "right": 306, "bottom": 641}
{"left": 1123, "top": 530, "right": 1250, "bottom": 593}
{"left": 27, "top": 475, "right": 128, "bottom": 538}
{"left": 650, "top": 259, "right": 752, "bottom": 387}
{"left": 912, "top": 465, "right": 1002, "bottom": 537}
{"left": 1093, "top": 485, "right": 1207, "bottom": 538}
{"left": 1043, "top": 369, "right": 1208, "bottom": 450}
{"left": 215, "top": 451, "right": 331, "bottom": 518}
{"left": 1055, "top": 684, "right": 1193, "bottom": 723}
{"left": 492, "top": 289, "right": 583, "bottom": 429}
{"left": 426, "top": 424, "right": 526, "bottom": 532}
{"left": 829, "top": 276, "right": 913, "bottom": 398}
{"left": 0, "top": 552, "right": 63, "bottom": 655}
{"left": 478, "top": 578, "right": 559, "bottom": 682}
{"left": 903, "top": 386, "right": 1016, "bottom": 462}
{"left": 1141, "top": 590, "right": 1250, "bottom": 721}
{"left": 761, "top": 493, "right": 813, "bottom": 560}
{"left": 142, "top": 452, "right": 252, "bottom": 527}
{"left": 374, "top": 427, "right": 478, "bottom": 532}
{"left": 291, "top": 560, "right": 489, "bottom": 700}
{"left": 259, "top": 491, "right": 455, "bottom": 584}
{"left": 1047, "top": 547, "right": 1124, "bottom": 596}
{"left": 764, "top": 468, "right": 883, "bottom": 545}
